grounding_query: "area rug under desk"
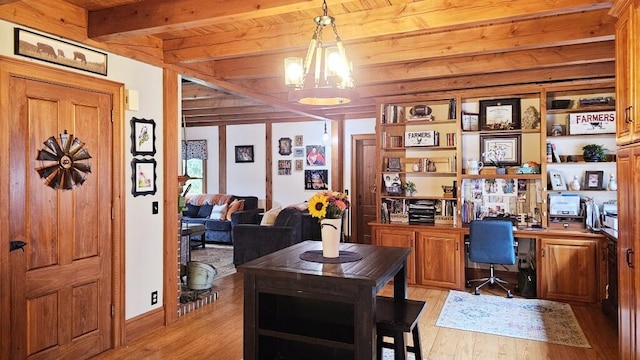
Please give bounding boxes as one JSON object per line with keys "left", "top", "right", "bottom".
{"left": 435, "top": 290, "right": 591, "bottom": 348}
{"left": 189, "top": 244, "right": 236, "bottom": 279}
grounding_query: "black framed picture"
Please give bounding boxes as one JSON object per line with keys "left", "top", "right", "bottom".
{"left": 584, "top": 170, "right": 604, "bottom": 190}
{"left": 480, "top": 134, "right": 521, "bottom": 167}
{"left": 131, "top": 158, "right": 157, "bottom": 197}
{"left": 235, "top": 145, "right": 254, "bottom": 163}
{"left": 279, "top": 137, "right": 292, "bottom": 155}
{"left": 130, "top": 117, "right": 156, "bottom": 156}
{"left": 14, "top": 28, "right": 108, "bottom": 76}
{"left": 479, "top": 98, "right": 521, "bottom": 130}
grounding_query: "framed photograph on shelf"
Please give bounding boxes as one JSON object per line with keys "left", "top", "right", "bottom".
{"left": 14, "top": 28, "right": 108, "bottom": 76}
{"left": 479, "top": 134, "right": 521, "bottom": 167}
{"left": 131, "top": 158, "right": 157, "bottom": 197}
{"left": 235, "top": 145, "right": 254, "bottom": 163}
{"left": 461, "top": 112, "right": 479, "bottom": 131}
{"left": 584, "top": 170, "right": 604, "bottom": 190}
{"left": 479, "top": 98, "right": 521, "bottom": 130}
{"left": 548, "top": 170, "right": 567, "bottom": 191}
{"left": 130, "top": 117, "right": 156, "bottom": 156}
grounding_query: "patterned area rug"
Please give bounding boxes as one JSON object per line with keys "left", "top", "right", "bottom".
{"left": 436, "top": 290, "right": 591, "bottom": 348}
{"left": 189, "top": 244, "right": 236, "bottom": 280}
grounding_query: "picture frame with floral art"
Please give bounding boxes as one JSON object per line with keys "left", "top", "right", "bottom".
{"left": 549, "top": 170, "right": 567, "bottom": 191}
{"left": 480, "top": 134, "right": 521, "bottom": 167}
{"left": 130, "top": 117, "right": 156, "bottom": 156}
{"left": 131, "top": 158, "right": 157, "bottom": 196}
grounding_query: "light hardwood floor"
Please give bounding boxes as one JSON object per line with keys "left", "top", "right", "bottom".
{"left": 92, "top": 273, "right": 618, "bottom": 360}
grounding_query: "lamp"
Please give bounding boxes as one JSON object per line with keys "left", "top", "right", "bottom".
{"left": 284, "top": 0, "right": 358, "bottom": 106}
{"left": 322, "top": 121, "right": 330, "bottom": 143}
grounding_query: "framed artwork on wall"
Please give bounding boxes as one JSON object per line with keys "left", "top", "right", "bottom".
{"left": 305, "top": 170, "right": 328, "bottom": 190}
{"left": 235, "top": 145, "right": 254, "bottom": 163}
{"left": 14, "top": 28, "right": 108, "bottom": 76}
{"left": 131, "top": 158, "right": 157, "bottom": 196}
{"left": 130, "top": 117, "right": 156, "bottom": 156}
{"left": 278, "top": 137, "right": 292, "bottom": 155}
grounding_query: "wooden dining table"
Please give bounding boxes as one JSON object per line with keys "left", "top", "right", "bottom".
{"left": 237, "top": 240, "right": 411, "bottom": 360}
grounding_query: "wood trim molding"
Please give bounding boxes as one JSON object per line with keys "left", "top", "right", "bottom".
{"left": 124, "top": 307, "right": 165, "bottom": 344}
{"left": 163, "top": 69, "right": 180, "bottom": 325}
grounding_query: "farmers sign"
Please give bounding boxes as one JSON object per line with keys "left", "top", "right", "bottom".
{"left": 568, "top": 111, "right": 615, "bottom": 135}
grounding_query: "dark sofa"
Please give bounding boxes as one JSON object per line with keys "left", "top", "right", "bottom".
{"left": 232, "top": 207, "right": 322, "bottom": 265}
{"left": 181, "top": 194, "right": 259, "bottom": 245}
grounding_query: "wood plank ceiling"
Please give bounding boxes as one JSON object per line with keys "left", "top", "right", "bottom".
{"left": 0, "top": 0, "right": 616, "bottom": 127}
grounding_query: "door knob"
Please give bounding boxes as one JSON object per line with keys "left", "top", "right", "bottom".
{"left": 10, "top": 241, "right": 26, "bottom": 252}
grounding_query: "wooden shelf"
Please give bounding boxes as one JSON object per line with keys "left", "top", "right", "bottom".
{"left": 382, "top": 146, "right": 456, "bottom": 151}
{"left": 546, "top": 105, "right": 615, "bottom": 114}
{"left": 460, "top": 174, "right": 540, "bottom": 180}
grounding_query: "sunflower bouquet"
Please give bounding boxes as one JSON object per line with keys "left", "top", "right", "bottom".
{"left": 307, "top": 190, "right": 350, "bottom": 220}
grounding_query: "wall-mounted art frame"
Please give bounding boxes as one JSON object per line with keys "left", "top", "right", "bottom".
{"left": 549, "top": 170, "right": 567, "bottom": 190}
{"left": 293, "top": 148, "right": 305, "bottom": 157}
{"left": 584, "top": 170, "right": 604, "bottom": 190}
{"left": 14, "top": 28, "right": 108, "bottom": 76}
{"left": 294, "top": 135, "right": 304, "bottom": 146}
{"left": 279, "top": 137, "right": 292, "bottom": 155}
{"left": 130, "top": 117, "right": 156, "bottom": 156}
{"left": 480, "top": 134, "right": 521, "bottom": 167}
{"left": 479, "top": 98, "right": 521, "bottom": 130}
{"left": 235, "top": 145, "right": 254, "bottom": 163}
{"left": 131, "top": 158, "right": 157, "bottom": 197}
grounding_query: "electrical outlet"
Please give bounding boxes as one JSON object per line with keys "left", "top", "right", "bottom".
{"left": 151, "top": 291, "right": 158, "bottom": 305}
{"left": 152, "top": 201, "right": 159, "bottom": 214}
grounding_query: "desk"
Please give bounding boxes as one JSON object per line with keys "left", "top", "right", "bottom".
{"left": 237, "top": 240, "right": 410, "bottom": 360}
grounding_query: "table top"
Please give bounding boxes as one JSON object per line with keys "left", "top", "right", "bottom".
{"left": 237, "top": 241, "right": 410, "bottom": 290}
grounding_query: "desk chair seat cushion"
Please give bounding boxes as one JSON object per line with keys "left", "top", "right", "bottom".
{"left": 468, "top": 220, "right": 516, "bottom": 265}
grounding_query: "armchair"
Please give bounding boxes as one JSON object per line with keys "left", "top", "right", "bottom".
{"left": 466, "top": 219, "right": 517, "bottom": 298}
{"left": 232, "top": 208, "right": 304, "bottom": 266}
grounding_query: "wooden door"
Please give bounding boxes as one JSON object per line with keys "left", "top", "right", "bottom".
{"left": 351, "top": 135, "right": 377, "bottom": 244}
{"left": 615, "top": 5, "right": 633, "bottom": 145}
{"left": 617, "top": 146, "right": 640, "bottom": 359}
{"left": 416, "top": 230, "right": 462, "bottom": 289}
{"left": 8, "top": 77, "right": 113, "bottom": 359}
{"left": 539, "top": 237, "right": 598, "bottom": 303}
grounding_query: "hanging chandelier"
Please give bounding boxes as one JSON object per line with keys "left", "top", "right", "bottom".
{"left": 284, "top": 0, "right": 359, "bottom": 106}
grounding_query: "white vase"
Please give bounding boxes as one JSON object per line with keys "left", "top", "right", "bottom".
{"left": 569, "top": 175, "right": 581, "bottom": 191}
{"left": 320, "top": 218, "right": 342, "bottom": 258}
{"left": 608, "top": 174, "right": 617, "bottom": 191}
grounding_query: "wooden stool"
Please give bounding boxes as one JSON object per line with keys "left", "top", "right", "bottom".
{"left": 376, "top": 296, "right": 426, "bottom": 360}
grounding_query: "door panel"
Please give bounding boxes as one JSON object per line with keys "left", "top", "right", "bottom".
{"left": 352, "top": 135, "right": 376, "bottom": 244}
{"left": 9, "top": 77, "right": 112, "bottom": 359}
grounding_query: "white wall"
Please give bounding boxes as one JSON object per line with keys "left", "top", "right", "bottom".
{"left": 0, "top": 21, "right": 166, "bottom": 319}
{"left": 227, "top": 124, "right": 267, "bottom": 206}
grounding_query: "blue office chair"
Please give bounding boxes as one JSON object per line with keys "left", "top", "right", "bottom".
{"left": 466, "top": 220, "right": 517, "bottom": 298}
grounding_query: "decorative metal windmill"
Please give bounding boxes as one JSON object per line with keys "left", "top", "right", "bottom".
{"left": 35, "top": 130, "right": 92, "bottom": 190}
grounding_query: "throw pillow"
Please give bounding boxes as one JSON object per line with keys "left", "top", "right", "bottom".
{"left": 260, "top": 207, "right": 282, "bottom": 226}
{"left": 209, "top": 203, "right": 229, "bottom": 220}
{"left": 197, "top": 204, "right": 213, "bottom": 218}
{"left": 184, "top": 203, "right": 200, "bottom": 217}
{"left": 226, "top": 199, "right": 245, "bottom": 221}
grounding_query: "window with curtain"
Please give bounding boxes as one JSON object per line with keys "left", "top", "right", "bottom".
{"left": 182, "top": 140, "right": 207, "bottom": 195}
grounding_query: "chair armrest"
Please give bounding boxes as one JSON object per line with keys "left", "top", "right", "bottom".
{"left": 232, "top": 224, "right": 299, "bottom": 265}
{"left": 231, "top": 208, "right": 259, "bottom": 226}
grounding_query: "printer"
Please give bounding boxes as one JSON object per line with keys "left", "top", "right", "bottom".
{"left": 602, "top": 201, "right": 618, "bottom": 231}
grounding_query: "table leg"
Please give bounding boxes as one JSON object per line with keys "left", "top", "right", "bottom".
{"left": 393, "top": 259, "right": 408, "bottom": 299}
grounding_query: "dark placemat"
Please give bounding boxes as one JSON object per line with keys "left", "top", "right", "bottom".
{"left": 299, "top": 250, "right": 363, "bottom": 263}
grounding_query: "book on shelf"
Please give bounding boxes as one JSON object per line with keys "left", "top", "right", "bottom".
{"left": 551, "top": 143, "right": 561, "bottom": 163}
{"left": 382, "top": 105, "right": 405, "bottom": 124}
